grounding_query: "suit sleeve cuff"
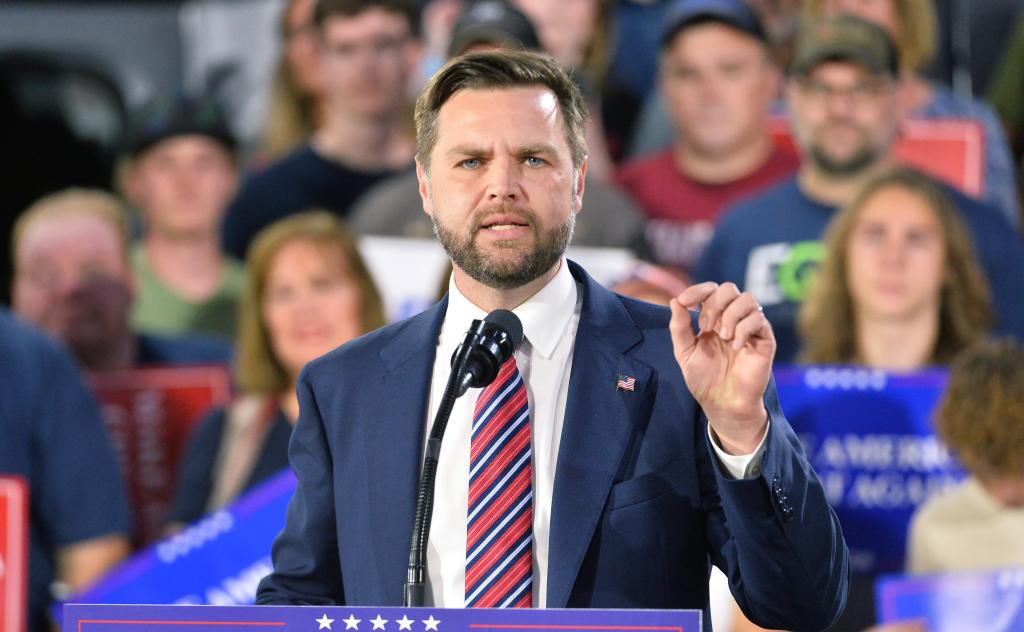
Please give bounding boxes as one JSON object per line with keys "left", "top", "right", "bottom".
{"left": 707, "top": 421, "right": 770, "bottom": 479}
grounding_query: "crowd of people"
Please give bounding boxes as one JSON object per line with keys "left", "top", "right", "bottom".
{"left": 4, "top": 0, "right": 1024, "bottom": 631}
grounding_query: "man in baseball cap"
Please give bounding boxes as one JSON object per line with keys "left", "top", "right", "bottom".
{"left": 121, "top": 95, "right": 245, "bottom": 340}
{"left": 616, "top": 0, "right": 798, "bottom": 278}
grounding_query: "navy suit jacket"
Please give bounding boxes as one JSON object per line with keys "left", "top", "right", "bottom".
{"left": 257, "top": 261, "right": 848, "bottom": 631}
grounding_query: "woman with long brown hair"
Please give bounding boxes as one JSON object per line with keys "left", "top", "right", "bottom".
{"left": 799, "top": 167, "right": 992, "bottom": 370}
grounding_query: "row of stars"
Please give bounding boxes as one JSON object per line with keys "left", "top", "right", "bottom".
{"left": 316, "top": 614, "right": 441, "bottom": 631}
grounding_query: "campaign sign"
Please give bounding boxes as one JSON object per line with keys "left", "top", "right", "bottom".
{"left": 774, "top": 367, "right": 963, "bottom": 574}
{"left": 88, "top": 365, "right": 233, "bottom": 545}
{"left": 876, "top": 568, "right": 1024, "bottom": 630}
{"left": 61, "top": 468, "right": 295, "bottom": 620}
{"left": 0, "top": 477, "right": 28, "bottom": 632}
{"left": 64, "top": 603, "right": 701, "bottom": 632}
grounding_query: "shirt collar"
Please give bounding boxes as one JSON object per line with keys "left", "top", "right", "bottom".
{"left": 443, "top": 259, "right": 577, "bottom": 359}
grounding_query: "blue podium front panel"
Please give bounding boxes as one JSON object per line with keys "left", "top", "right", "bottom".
{"left": 64, "top": 604, "right": 701, "bottom": 632}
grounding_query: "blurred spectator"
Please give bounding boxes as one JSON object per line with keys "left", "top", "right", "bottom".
{"left": 166, "top": 211, "right": 385, "bottom": 528}
{"left": 222, "top": 0, "right": 422, "bottom": 260}
{"left": 626, "top": 0, "right": 802, "bottom": 160}
{"left": 122, "top": 96, "right": 246, "bottom": 342}
{"left": 259, "top": 0, "right": 328, "bottom": 162}
{"left": 799, "top": 167, "right": 992, "bottom": 369}
{"left": 348, "top": 0, "right": 647, "bottom": 251}
{"left": 695, "top": 16, "right": 1024, "bottom": 364}
{"left": 805, "top": 0, "right": 1021, "bottom": 228}
{"left": 907, "top": 338, "right": 1024, "bottom": 573}
{"left": 615, "top": 0, "right": 798, "bottom": 277}
{"left": 11, "top": 189, "right": 231, "bottom": 370}
{"left": 510, "top": 0, "right": 624, "bottom": 176}
{"left": 0, "top": 307, "right": 131, "bottom": 632}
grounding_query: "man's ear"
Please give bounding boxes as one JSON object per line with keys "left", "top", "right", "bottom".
{"left": 574, "top": 157, "right": 588, "bottom": 215}
{"left": 416, "top": 159, "right": 434, "bottom": 217}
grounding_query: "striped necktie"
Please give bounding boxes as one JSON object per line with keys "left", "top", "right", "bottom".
{"left": 465, "top": 356, "right": 533, "bottom": 608}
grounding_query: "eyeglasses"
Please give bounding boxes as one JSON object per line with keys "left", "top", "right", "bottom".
{"left": 797, "top": 77, "right": 893, "bottom": 104}
{"left": 324, "top": 35, "right": 411, "bottom": 63}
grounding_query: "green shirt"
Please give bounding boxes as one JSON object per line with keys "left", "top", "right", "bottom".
{"left": 131, "top": 244, "right": 247, "bottom": 342}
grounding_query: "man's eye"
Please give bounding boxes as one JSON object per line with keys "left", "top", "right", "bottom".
{"left": 459, "top": 158, "right": 481, "bottom": 169}
{"left": 524, "top": 156, "right": 546, "bottom": 167}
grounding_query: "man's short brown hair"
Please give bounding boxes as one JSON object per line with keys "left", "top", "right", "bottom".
{"left": 414, "top": 50, "right": 588, "bottom": 170}
{"left": 314, "top": 0, "right": 419, "bottom": 36}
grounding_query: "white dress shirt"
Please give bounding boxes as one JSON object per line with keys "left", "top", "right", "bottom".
{"left": 423, "top": 259, "right": 767, "bottom": 607}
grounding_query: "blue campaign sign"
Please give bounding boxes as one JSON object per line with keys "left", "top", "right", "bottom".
{"left": 876, "top": 568, "right": 1024, "bottom": 630}
{"left": 774, "top": 366, "right": 964, "bottom": 574}
{"left": 62, "top": 469, "right": 295, "bottom": 612}
{"left": 64, "top": 604, "right": 702, "bottom": 632}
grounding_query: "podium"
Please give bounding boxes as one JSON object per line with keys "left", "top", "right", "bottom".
{"left": 64, "top": 604, "right": 702, "bottom": 632}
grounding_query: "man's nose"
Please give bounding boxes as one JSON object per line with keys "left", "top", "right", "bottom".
{"left": 485, "top": 158, "right": 520, "bottom": 201}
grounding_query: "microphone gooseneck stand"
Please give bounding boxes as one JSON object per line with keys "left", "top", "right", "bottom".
{"left": 404, "top": 322, "right": 488, "bottom": 606}
{"left": 403, "top": 312, "right": 522, "bottom": 607}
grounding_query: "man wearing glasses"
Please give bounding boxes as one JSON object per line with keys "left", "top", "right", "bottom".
{"left": 695, "top": 15, "right": 1024, "bottom": 364}
{"left": 223, "top": 0, "right": 421, "bottom": 260}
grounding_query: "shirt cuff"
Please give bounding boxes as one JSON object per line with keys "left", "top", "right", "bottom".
{"left": 707, "top": 421, "right": 770, "bottom": 479}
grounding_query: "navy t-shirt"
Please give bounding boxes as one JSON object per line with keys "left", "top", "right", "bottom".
{"left": 135, "top": 333, "right": 232, "bottom": 367}
{"left": 695, "top": 176, "right": 1024, "bottom": 363}
{"left": 222, "top": 144, "right": 408, "bottom": 260}
{"left": 0, "top": 310, "right": 131, "bottom": 632}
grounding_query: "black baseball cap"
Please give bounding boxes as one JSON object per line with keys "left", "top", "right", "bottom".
{"left": 448, "top": 1, "right": 541, "bottom": 58}
{"left": 125, "top": 94, "right": 236, "bottom": 158}
{"left": 660, "top": 0, "right": 768, "bottom": 48}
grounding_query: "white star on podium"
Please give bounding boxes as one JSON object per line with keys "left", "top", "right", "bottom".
{"left": 343, "top": 614, "right": 361, "bottom": 630}
{"left": 422, "top": 615, "right": 441, "bottom": 631}
{"left": 316, "top": 614, "right": 335, "bottom": 630}
{"left": 371, "top": 614, "right": 389, "bottom": 630}
{"left": 396, "top": 615, "right": 414, "bottom": 631}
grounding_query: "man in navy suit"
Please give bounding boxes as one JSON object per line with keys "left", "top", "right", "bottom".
{"left": 257, "top": 50, "right": 848, "bottom": 630}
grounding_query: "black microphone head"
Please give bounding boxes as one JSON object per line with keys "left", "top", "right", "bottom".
{"left": 484, "top": 309, "right": 524, "bottom": 353}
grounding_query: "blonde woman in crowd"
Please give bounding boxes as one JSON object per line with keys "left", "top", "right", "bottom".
{"left": 259, "top": 0, "right": 327, "bottom": 162}
{"left": 804, "top": 0, "right": 1021, "bottom": 227}
{"left": 908, "top": 338, "right": 1024, "bottom": 574}
{"left": 166, "top": 211, "right": 385, "bottom": 529}
{"left": 799, "top": 167, "right": 993, "bottom": 370}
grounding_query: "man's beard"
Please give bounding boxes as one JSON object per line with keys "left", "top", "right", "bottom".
{"left": 807, "top": 123, "right": 882, "bottom": 176}
{"left": 432, "top": 198, "right": 577, "bottom": 291}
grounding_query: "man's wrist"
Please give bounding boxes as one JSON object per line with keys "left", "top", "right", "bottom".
{"left": 708, "top": 408, "right": 769, "bottom": 455}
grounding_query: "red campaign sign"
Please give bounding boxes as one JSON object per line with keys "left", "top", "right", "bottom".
{"left": 88, "top": 366, "right": 233, "bottom": 547}
{"left": 0, "top": 476, "right": 28, "bottom": 632}
{"left": 769, "top": 117, "right": 985, "bottom": 196}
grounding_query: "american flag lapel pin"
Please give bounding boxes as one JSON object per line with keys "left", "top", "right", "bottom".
{"left": 615, "top": 373, "right": 636, "bottom": 392}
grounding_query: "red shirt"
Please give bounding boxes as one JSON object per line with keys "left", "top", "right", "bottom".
{"left": 615, "top": 144, "right": 799, "bottom": 272}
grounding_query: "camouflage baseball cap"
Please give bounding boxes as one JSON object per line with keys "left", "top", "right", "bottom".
{"left": 792, "top": 15, "right": 899, "bottom": 78}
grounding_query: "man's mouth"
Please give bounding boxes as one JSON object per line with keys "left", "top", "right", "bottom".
{"left": 479, "top": 214, "right": 530, "bottom": 232}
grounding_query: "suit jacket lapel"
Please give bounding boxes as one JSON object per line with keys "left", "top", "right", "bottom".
{"left": 547, "top": 262, "right": 653, "bottom": 608}
{"left": 363, "top": 298, "right": 447, "bottom": 605}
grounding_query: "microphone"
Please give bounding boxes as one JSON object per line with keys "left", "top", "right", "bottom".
{"left": 452, "top": 309, "right": 524, "bottom": 397}
{"left": 404, "top": 309, "right": 524, "bottom": 607}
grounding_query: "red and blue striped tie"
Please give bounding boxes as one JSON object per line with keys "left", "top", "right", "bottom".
{"left": 465, "top": 356, "right": 533, "bottom": 608}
